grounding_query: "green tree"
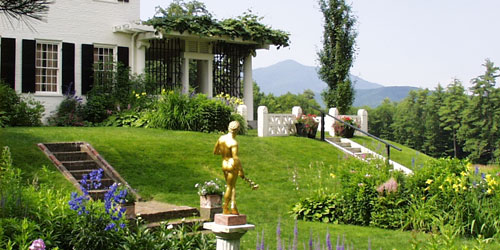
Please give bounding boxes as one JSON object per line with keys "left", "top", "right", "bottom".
{"left": 391, "top": 89, "right": 429, "bottom": 152}
{"left": 422, "top": 84, "right": 450, "bottom": 157}
{"left": 439, "top": 79, "right": 468, "bottom": 158}
{"left": 459, "top": 60, "right": 500, "bottom": 163}
{"left": 368, "top": 98, "right": 396, "bottom": 141}
{"left": 317, "top": 0, "right": 357, "bottom": 114}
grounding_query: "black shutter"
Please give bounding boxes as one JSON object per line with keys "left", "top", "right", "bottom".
{"left": 117, "top": 46, "right": 129, "bottom": 68}
{"left": 1, "top": 38, "right": 16, "bottom": 89}
{"left": 22, "top": 39, "right": 36, "bottom": 93}
{"left": 81, "top": 44, "right": 94, "bottom": 95}
{"left": 62, "top": 43, "right": 75, "bottom": 95}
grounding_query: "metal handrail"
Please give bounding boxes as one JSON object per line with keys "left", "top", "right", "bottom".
{"left": 311, "top": 107, "right": 401, "bottom": 162}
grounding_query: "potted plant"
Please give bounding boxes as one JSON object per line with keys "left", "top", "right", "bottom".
{"left": 196, "top": 179, "right": 224, "bottom": 220}
{"left": 333, "top": 116, "right": 358, "bottom": 138}
{"left": 295, "top": 114, "right": 319, "bottom": 138}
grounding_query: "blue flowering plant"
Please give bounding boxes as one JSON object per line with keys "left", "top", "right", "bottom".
{"left": 68, "top": 169, "right": 129, "bottom": 249}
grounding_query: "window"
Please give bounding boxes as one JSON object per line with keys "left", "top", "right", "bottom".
{"left": 35, "top": 42, "right": 60, "bottom": 92}
{"left": 93, "top": 46, "right": 115, "bottom": 84}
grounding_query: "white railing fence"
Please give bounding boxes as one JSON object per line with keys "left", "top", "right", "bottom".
{"left": 257, "top": 106, "right": 368, "bottom": 137}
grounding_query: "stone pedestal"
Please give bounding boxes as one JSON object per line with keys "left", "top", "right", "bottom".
{"left": 204, "top": 214, "right": 255, "bottom": 250}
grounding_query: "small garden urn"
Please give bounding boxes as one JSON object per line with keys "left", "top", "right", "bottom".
{"left": 200, "top": 194, "right": 223, "bottom": 221}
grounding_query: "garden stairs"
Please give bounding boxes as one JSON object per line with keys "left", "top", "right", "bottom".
{"left": 325, "top": 137, "right": 413, "bottom": 174}
{"left": 38, "top": 142, "right": 207, "bottom": 229}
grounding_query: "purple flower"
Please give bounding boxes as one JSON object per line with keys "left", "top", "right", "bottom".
{"left": 29, "top": 239, "right": 46, "bottom": 250}
{"left": 276, "top": 218, "right": 282, "bottom": 250}
{"left": 326, "top": 229, "right": 331, "bottom": 250}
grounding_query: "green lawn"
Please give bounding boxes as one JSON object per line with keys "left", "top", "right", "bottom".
{"left": 350, "top": 135, "right": 434, "bottom": 170}
{"left": 0, "top": 127, "right": 497, "bottom": 249}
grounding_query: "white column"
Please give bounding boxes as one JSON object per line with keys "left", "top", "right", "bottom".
{"left": 207, "top": 60, "right": 213, "bottom": 98}
{"left": 292, "top": 106, "right": 302, "bottom": 118}
{"left": 257, "top": 106, "right": 268, "bottom": 137}
{"left": 243, "top": 55, "right": 253, "bottom": 121}
{"left": 135, "top": 41, "right": 147, "bottom": 75}
{"left": 237, "top": 105, "right": 247, "bottom": 121}
{"left": 329, "top": 108, "right": 339, "bottom": 136}
{"left": 181, "top": 58, "right": 189, "bottom": 94}
{"left": 358, "top": 109, "right": 368, "bottom": 134}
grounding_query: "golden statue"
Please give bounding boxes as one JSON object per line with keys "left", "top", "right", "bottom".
{"left": 214, "top": 121, "right": 259, "bottom": 215}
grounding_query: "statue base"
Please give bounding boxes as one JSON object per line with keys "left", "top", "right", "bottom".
{"left": 214, "top": 214, "right": 247, "bottom": 226}
{"left": 204, "top": 214, "right": 254, "bottom": 250}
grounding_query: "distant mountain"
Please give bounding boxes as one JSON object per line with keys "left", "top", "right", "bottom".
{"left": 353, "top": 86, "right": 420, "bottom": 107}
{"left": 253, "top": 60, "right": 382, "bottom": 96}
{"left": 253, "top": 60, "right": 418, "bottom": 107}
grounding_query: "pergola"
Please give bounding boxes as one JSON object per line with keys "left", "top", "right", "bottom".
{"left": 141, "top": 31, "right": 269, "bottom": 121}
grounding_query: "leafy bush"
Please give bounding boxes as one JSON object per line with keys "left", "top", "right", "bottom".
{"left": 48, "top": 94, "right": 85, "bottom": 126}
{"left": 146, "top": 91, "right": 233, "bottom": 133}
{"left": 0, "top": 82, "right": 44, "bottom": 126}
{"left": 291, "top": 158, "right": 500, "bottom": 239}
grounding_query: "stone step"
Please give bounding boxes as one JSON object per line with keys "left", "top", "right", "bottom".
{"left": 43, "top": 142, "right": 82, "bottom": 153}
{"left": 345, "top": 147, "right": 362, "bottom": 153}
{"left": 76, "top": 178, "right": 115, "bottom": 188}
{"left": 53, "top": 152, "right": 92, "bottom": 161}
{"left": 135, "top": 201, "right": 200, "bottom": 224}
{"left": 88, "top": 189, "right": 108, "bottom": 200}
{"left": 147, "top": 217, "right": 207, "bottom": 230}
{"left": 354, "top": 152, "right": 375, "bottom": 160}
{"left": 326, "top": 137, "right": 341, "bottom": 143}
{"left": 62, "top": 160, "right": 99, "bottom": 171}
{"left": 70, "top": 169, "right": 112, "bottom": 180}
{"left": 336, "top": 142, "right": 351, "bottom": 147}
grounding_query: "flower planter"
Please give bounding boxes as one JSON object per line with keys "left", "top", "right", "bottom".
{"left": 336, "top": 126, "right": 355, "bottom": 138}
{"left": 295, "top": 123, "right": 318, "bottom": 138}
{"left": 200, "top": 194, "right": 222, "bottom": 221}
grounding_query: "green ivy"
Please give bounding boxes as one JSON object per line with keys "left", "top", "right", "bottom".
{"left": 147, "top": 11, "right": 290, "bottom": 49}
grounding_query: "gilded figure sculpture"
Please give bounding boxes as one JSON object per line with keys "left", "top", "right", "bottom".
{"left": 213, "top": 121, "right": 258, "bottom": 215}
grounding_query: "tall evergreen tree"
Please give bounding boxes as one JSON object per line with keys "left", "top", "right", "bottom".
{"left": 439, "top": 79, "right": 468, "bottom": 158}
{"left": 459, "top": 60, "right": 500, "bottom": 163}
{"left": 391, "top": 89, "right": 429, "bottom": 151}
{"left": 423, "top": 85, "right": 450, "bottom": 157}
{"left": 369, "top": 98, "right": 396, "bottom": 140}
{"left": 317, "top": 0, "right": 357, "bottom": 114}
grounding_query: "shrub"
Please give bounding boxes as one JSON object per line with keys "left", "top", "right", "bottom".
{"left": 0, "top": 82, "right": 44, "bottom": 126}
{"left": 146, "top": 91, "right": 233, "bottom": 133}
{"left": 291, "top": 158, "right": 500, "bottom": 239}
{"left": 48, "top": 94, "right": 85, "bottom": 126}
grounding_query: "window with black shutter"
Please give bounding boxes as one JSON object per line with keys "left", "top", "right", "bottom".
{"left": 81, "top": 44, "right": 94, "bottom": 95}
{"left": 62, "top": 43, "right": 75, "bottom": 95}
{"left": 22, "top": 39, "right": 36, "bottom": 93}
{"left": 1, "top": 38, "right": 16, "bottom": 89}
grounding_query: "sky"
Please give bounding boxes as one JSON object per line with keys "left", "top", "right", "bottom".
{"left": 140, "top": 1, "right": 500, "bottom": 89}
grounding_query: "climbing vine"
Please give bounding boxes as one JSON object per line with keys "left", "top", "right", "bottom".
{"left": 146, "top": 1, "right": 290, "bottom": 49}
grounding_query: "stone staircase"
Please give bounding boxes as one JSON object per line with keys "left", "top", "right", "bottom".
{"left": 325, "top": 137, "right": 413, "bottom": 174}
{"left": 38, "top": 142, "right": 208, "bottom": 229}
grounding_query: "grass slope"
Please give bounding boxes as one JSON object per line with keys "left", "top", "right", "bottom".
{"left": 350, "top": 136, "right": 433, "bottom": 170}
{"left": 0, "top": 127, "right": 491, "bottom": 249}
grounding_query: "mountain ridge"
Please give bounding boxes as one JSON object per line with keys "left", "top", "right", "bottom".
{"left": 253, "top": 60, "right": 419, "bottom": 107}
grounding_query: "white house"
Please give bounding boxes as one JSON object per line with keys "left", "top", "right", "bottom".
{"left": 0, "top": 0, "right": 264, "bottom": 121}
